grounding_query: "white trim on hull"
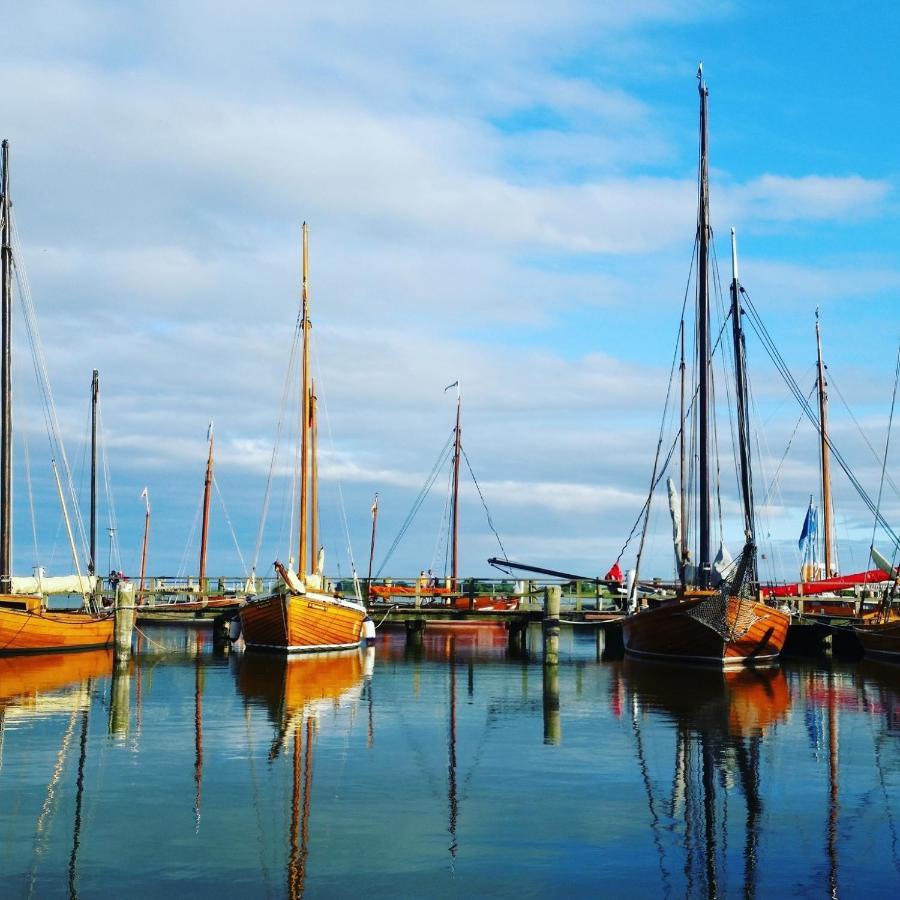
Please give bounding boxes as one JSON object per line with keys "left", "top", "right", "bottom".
{"left": 623, "top": 644, "right": 781, "bottom": 668}
{"left": 244, "top": 639, "right": 365, "bottom": 654}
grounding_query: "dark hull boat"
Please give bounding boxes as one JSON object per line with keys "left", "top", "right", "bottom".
{"left": 620, "top": 69, "right": 787, "bottom": 667}
{"left": 623, "top": 592, "right": 789, "bottom": 667}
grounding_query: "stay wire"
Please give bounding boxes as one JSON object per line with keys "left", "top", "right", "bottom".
{"left": 460, "top": 446, "right": 508, "bottom": 562}
{"left": 375, "top": 431, "right": 454, "bottom": 578}
{"left": 871, "top": 344, "right": 900, "bottom": 560}
{"left": 741, "top": 287, "right": 900, "bottom": 552}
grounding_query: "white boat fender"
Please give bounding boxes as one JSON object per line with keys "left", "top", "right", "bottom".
{"left": 362, "top": 617, "right": 376, "bottom": 646}
{"left": 228, "top": 617, "right": 242, "bottom": 642}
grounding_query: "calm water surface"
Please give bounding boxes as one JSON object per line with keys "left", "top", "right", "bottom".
{"left": 1, "top": 625, "right": 899, "bottom": 898}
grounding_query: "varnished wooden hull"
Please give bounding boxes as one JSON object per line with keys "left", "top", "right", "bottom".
{"left": 0, "top": 603, "right": 114, "bottom": 655}
{"left": 854, "top": 621, "right": 900, "bottom": 661}
{"left": 239, "top": 590, "right": 367, "bottom": 653}
{"left": 622, "top": 595, "right": 789, "bottom": 667}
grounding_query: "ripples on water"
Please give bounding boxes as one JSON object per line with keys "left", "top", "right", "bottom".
{"left": 1, "top": 625, "right": 899, "bottom": 898}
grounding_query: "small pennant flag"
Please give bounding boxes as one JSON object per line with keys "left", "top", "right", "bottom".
{"left": 140, "top": 487, "right": 148, "bottom": 501}
{"left": 207, "top": 421, "right": 214, "bottom": 441}
{"left": 371, "top": 493, "right": 379, "bottom": 517}
{"left": 444, "top": 380, "right": 459, "bottom": 393}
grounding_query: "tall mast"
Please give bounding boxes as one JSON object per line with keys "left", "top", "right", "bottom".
{"left": 198, "top": 423, "right": 214, "bottom": 589}
{"left": 730, "top": 229, "right": 755, "bottom": 558}
{"left": 450, "top": 390, "right": 461, "bottom": 590}
{"left": 697, "top": 66, "right": 712, "bottom": 588}
{"left": 89, "top": 370, "right": 99, "bottom": 576}
{"left": 309, "top": 380, "right": 318, "bottom": 574}
{"left": 678, "top": 320, "right": 688, "bottom": 583}
{"left": 0, "top": 140, "right": 11, "bottom": 591}
{"left": 298, "top": 223, "right": 310, "bottom": 578}
{"left": 138, "top": 488, "right": 150, "bottom": 605}
{"left": 816, "top": 311, "right": 835, "bottom": 577}
{"left": 367, "top": 492, "right": 379, "bottom": 586}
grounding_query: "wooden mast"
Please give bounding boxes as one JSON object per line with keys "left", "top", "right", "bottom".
{"left": 198, "top": 423, "right": 214, "bottom": 591}
{"left": 730, "top": 228, "right": 756, "bottom": 580}
{"left": 298, "top": 223, "right": 310, "bottom": 579}
{"left": 450, "top": 390, "right": 461, "bottom": 591}
{"left": 309, "top": 381, "right": 318, "bottom": 574}
{"left": 366, "top": 493, "right": 378, "bottom": 587}
{"left": 138, "top": 488, "right": 150, "bottom": 604}
{"left": 678, "top": 321, "right": 688, "bottom": 583}
{"left": 816, "top": 311, "right": 835, "bottom": 577}
{"left": 0, "top": 140, "right": 11, "bottom": 592}
{"left": 697, "top": 66, "right": 712, "bottom": 589}
{"left": 89, "top": 370, "right": 99, "bottom": 576}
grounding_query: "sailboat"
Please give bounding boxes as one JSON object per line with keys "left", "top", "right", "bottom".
{"left": 239, "top": 224, "right": 373, "bottom": 653}
{"left": 0, "top": 141, "right": 114, "bottom": 654}
{"left": 368, "top": 386, "right": 518, "bottom": 611}
{"left": 764, "top": 315, "right": 886, "bottom": 613}
{"left": 620, "top": 71, "right": 790, "bottom": 667}
{"left": 139, "top": 425, "right": 247, "bottom": 620}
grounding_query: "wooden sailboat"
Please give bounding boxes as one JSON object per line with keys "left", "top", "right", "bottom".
{"left": 765, "top": 315, "right": 887, "bottom": 615}
{"left": 621, "top": 72, "right": 789, "bottom": 667}
{"left": 239, "top": 224, "right": 371, "bottom": 652}
{"left": 0, "top": 141, "right": 114, "bottom": 654}
{"left": 139, "top": 425, "right": 246, "bottom": 619}
{"left": 368, "top": 388, "right": 518, "bottom": 611}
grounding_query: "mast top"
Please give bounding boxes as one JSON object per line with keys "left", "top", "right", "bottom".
{"left": 730, "top": 227, "right": 739, "bottom": 282}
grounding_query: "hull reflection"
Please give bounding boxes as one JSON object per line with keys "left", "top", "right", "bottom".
{"left": 624, "top": 660, "right": 790, "bottom": 899}
{"left": 0, "top": 649, "right": 113, "bottom": 717}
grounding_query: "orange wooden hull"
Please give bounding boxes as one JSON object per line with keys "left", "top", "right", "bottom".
{"left": 622, "top": 594, "right": 789, "bottom": 667}
{"left": 0, "top": 602, "right": 114, "bottom": 655}
{"left": 239, "top": 590, "right": 367, "bottom": 653}
{"left": 854, "top": 621, "right": 900, "bottom": 661}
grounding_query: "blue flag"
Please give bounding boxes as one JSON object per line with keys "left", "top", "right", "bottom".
{"left": 799, "top": 503, "right": 817, "bottom": 549}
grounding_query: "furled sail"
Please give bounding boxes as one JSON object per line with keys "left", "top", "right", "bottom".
{"left": 11, "top": 573, "right": 97, "bottom": 596}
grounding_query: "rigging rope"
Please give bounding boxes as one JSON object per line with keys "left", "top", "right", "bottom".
{"left": 870, "top": 345, "right": 900, "bottom": 558}
{"left": 460, "top": 446, "right": 509, "bottom": 562}
{"left": 11, "top": 212, "right": 90, "bottom": 566}
{"left": 829, "top": 369, "right": 900, "bottom": 503}
{"left": 250, "top": 315, "right": 302, "bottom": 576}
{"left": 375, "top": 431, "right": 454, "bottom": 578}
{"left": 97, "top": 405, "right": 121, "bottom": 571}
{"left": 741, "top": 287, "right": 900, "bottom": 553}
{"left": 212, "top": 473, "right": 248, "bottom": 577}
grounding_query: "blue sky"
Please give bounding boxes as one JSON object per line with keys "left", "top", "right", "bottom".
{"left": 3, "top": 1, "right": 900, "bottom": 583}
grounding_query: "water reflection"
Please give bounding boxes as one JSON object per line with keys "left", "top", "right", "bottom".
{"left": 234, "top": 649, "right": 371, "bottom": 900}
{"left": 623, "top": 662, "right": 790, "bottom": 899}
{"left": 2, "top": 632, "right": 900, "bottom": 897}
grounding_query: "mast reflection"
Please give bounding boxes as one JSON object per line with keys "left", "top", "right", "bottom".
{"left": 235, "top": 648, "right": 369, "bottom": 899}
{"left": 624, "top": 661, "right": 790, "bottom": 899}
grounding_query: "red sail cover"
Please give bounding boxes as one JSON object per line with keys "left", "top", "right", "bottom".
{"left": 764, "top": 569, "right": 886, "bottom": 598}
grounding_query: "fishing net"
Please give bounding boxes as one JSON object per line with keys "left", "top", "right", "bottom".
{"left": 686, "top": 545, "right": 761, "bottom": 641}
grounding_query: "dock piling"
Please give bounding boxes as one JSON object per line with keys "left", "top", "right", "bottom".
{"left": 543, "top": 585, "right": 561, "bottom": 665}
{"left": 113, "top": 583, "right": 135, "bottom": 660}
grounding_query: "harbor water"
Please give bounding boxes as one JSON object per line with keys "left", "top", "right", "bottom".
{"left": 1, "top": 625, "right": 899, "bottom": 898}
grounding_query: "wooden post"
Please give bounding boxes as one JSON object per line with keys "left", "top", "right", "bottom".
{"left": 114, "top": 582, "right": 135, "bottom": 660}
{"left": 543, "top": 586, "right": 561, "bottom": 745}
{"left": 543, "top": 585, "right": 561, "bottom": 665}
{"left": 467, "top": 577, "right": 476, "bottom": 612}
{"left": 405, "top": 616, "right": 425, "bottom": 648}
